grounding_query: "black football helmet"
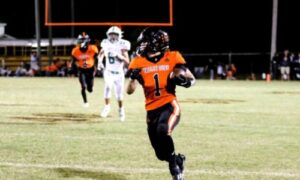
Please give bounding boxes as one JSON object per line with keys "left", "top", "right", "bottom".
{"left": 77, "top": 32, "right": 90, "bottom": 52}
{"left": 136, "top": 27, "right": 170, "bottom": 56}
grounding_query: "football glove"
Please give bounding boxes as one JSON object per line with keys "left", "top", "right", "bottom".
{"left": 174, "top": 74, "right": 191, "bottom": 88}
{"left": 129, "top": 69, "right": 144, "bottom": 84}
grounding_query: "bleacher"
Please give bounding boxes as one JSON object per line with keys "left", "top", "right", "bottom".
{"left": 0, "top": 38, "right": 76, "bottom": 71}
{"left": 1, "top": 55, "right": 71, "bottom": 71}
{"left": 0, "top": 23, "right": 76, "bottom": 71}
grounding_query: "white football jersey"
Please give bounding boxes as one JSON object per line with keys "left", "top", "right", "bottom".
{"left": 101, "top": 39, "right": 131, "bottom": 73}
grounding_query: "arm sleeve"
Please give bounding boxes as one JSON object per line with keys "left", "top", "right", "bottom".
{"left": 174, "top": 64, "right": 187, "bottom": 71}
{"left": 71, "top": 56, "right": 78, "bottom": 71}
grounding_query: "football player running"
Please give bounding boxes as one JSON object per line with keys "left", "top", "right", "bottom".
{"left": 98, "top": 26, "right": 131, "bottom": 122}
{"left": 71, "top": 32, "right": 99, "bottom": 107}
{"left": 126, "top": 27, "right": 195, "bottom": 180}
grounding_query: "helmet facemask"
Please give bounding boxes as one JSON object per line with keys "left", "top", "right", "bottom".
{"left": 108, "top": 33, "right": 119, "bottom": 43}
{"left": 79, "top": 40, "right": 89, "bottom": 52}
{"left": 77, "top": 32, "right": 90, "bottom": 44}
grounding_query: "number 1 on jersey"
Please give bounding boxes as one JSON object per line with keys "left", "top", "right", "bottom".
{"left": 153, "top": 74, "right": 161, "bottom": 96}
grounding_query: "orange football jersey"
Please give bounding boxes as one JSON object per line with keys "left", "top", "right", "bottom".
{"left": 71, "top": 45, "right": 99, "bottom": 69}
{"left": 128, "top": 51, "right": 186, "bottom": 111}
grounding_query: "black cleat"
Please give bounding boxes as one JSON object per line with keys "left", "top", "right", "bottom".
{"left": 170, "top": 153, "right": 186, "bottom": 180}
{"left": 176, "top": 153, "right": 186, "bottom": 173}
{"left": 169, "top": 163, "right": 182, "bottom": 180}
{"left": 172, "top": 173, "right": 184, "bottom": 180}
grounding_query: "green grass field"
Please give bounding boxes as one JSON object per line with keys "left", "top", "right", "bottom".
{"left": 0, "top": 77, "right": 300, "bottom": 180}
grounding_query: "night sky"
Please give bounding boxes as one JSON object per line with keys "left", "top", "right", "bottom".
{"left": 1, "top": 0, "right": 300, "bottom": 53}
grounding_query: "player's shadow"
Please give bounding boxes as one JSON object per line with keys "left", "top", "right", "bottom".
{"left": 55, "top": 167, "right": 126, "bottom": 180}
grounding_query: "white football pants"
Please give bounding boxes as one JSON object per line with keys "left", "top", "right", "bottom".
{"left": 103, "top": 70, "right": 125, "bottom": 101}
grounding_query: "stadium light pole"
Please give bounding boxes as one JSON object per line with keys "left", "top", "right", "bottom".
{"left": 34, "top": 0, "right": 41, "bottom": 63}
{"left": 270, "top": 0, "right": 278, "bottom": 75}
{"left": 71, "top": 0, "right": 75, "bottom": 38}
{"left": 48, "top": 0, "right": 53, "bottom": 65}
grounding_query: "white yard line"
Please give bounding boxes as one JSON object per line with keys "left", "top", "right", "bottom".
{"left": 0, "top": 132, "right": 296, "bottom": 146}
{"left": 0, "top": 162, "right": 299, "bottom": 178}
